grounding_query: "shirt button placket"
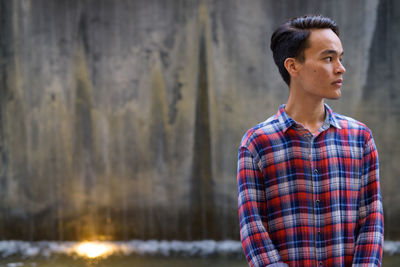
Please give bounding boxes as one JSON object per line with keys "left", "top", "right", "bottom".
{"left": 309, "top": 138, "right": 321, "bottom": 265}
{"left": 311, "top": 138, "right": 321, "bottom": 266}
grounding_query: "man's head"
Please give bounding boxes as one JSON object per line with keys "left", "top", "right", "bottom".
{"left": 270, "top": 15, "right": 340, "bottom": 86}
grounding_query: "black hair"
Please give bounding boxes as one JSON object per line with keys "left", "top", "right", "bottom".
{"left": 270, "top": 15, "right": 339, "bottom": 86}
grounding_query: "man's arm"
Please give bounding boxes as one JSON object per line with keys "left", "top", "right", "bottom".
{"left": 352, "top": 134, "right": 384, "bottom": 267}
{"left": 237, "top": 146, "right": 288, "bottom": 267}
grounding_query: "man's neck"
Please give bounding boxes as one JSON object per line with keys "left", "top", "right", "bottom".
{"left": 285, "top": 89, "right": 326, "bottom": 135}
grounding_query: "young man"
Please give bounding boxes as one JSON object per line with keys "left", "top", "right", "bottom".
{"left": 237, "top": 15, "right": 384, "bottom": 267}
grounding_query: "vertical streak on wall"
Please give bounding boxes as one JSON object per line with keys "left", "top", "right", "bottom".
{"left": 355, "top": 0, "right": 379, "bottom": 107}
{"left": 2, "top": 0, "right": 30, "bottom": 240}
{"left": 189, "top": 1, "right": 215, "bottom": 240}
{"left": 147, "top": 51, "right": 172, "bottom": 239}
{"left": 73, "top": 13, "right": 97, "bottom": 240}
{"left": 0, "top": 0, "right": 11, "bottom": 239}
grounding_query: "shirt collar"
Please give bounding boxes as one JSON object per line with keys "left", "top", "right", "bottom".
{"left": 275, "top": 103, "right": 342, "bottom": 133}
{"left": 324, "top": 103, "right": 342, "bottom": 129}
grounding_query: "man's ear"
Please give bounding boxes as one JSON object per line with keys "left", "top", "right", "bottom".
{"left": 284, "top": 57, "right": 301, "bottom": 78}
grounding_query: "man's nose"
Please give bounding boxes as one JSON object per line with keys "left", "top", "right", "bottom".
{"left": 336, "top": 61, "right": 346, "bottom": 74}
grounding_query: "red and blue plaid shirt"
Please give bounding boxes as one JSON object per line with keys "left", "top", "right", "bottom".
{"left": 237, "top": 104, "right": 383, "bottom": 267}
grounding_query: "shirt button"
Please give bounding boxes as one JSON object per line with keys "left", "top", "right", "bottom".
{"left": 315, "top": 199, "right": 320, "bottom": 204}
{"left": 314, "top": 169, "right": 319, "bottom": 174}
{"left": 319, "top": 261, "right": 323, "bottom": 266}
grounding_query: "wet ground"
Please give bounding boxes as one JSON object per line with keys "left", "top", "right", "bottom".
{"left": 1, "top": 253, "right": 399, "bottom": 267}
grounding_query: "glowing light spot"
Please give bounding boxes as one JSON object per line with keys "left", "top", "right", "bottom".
{"left": 74, "top": 241, "right": 116, "bottom": 259}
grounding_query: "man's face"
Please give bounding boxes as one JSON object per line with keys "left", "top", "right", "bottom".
{"left": 295, "top": 29, "right": 346, "bottom": 100}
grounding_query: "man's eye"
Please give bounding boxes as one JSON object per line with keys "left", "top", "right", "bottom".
{"left": 324, "top": 57, "right": 333, "bottom": 62}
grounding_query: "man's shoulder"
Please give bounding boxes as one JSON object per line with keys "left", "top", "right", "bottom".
{"left": 240, "top": 114, "right": 281, "bottom": 148}
{"left": 333, "top": 112, "right": 368, "bottom": 129}
{"left": 332, "top": 112, "right": 373, "bottom": 137}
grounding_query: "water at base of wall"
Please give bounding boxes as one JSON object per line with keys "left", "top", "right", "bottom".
{"left": 0, "top": 240, "right": 399, "bottom": 267}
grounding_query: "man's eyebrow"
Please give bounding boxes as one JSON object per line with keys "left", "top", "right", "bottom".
{"left": 320, "top": 49, "right": 344, "bottom": 56}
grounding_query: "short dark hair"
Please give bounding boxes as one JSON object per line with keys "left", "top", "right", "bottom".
{"left": 270, "top": 15, "right": 339, "bottom": 86}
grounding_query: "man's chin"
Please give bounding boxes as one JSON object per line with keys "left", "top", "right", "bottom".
{"left": 326, "top": 96, "right": 341, "bottom": 100}
{"left": 326, "top": 90, "right": 342, "bottom": 100}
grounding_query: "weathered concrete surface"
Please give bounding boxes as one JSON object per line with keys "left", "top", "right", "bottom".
{"left": 355, "top": 0, "right": 400, "bottom": 240}
{"left": 0, "top": 0, "right": 398, "bottom": 241}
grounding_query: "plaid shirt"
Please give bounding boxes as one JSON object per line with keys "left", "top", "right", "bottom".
{"left": 237, "top": 104, "right": 383, "bottom": 267}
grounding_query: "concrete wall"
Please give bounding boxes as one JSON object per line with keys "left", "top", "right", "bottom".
{"left": 0, "top": 0, "right": 398, "bottom": 241}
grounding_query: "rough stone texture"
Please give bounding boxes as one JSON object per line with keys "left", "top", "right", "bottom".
{"left": 0, "top": 0, "right": 398, "bottom": 241}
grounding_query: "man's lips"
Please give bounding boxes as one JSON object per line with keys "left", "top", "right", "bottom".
{"left": 332, "top": 78, "right": 343, "bottom": 86}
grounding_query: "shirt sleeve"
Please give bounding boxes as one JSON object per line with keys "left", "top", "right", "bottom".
{"left": 237, "top": 146, "right": 288, "bottom": 267}
{"left": 352, "top": 134, "right": 384, "bottom": 267}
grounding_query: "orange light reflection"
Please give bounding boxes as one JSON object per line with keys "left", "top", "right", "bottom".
{"left": 74, "top": 241, "right": 117, "bottom": 259}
